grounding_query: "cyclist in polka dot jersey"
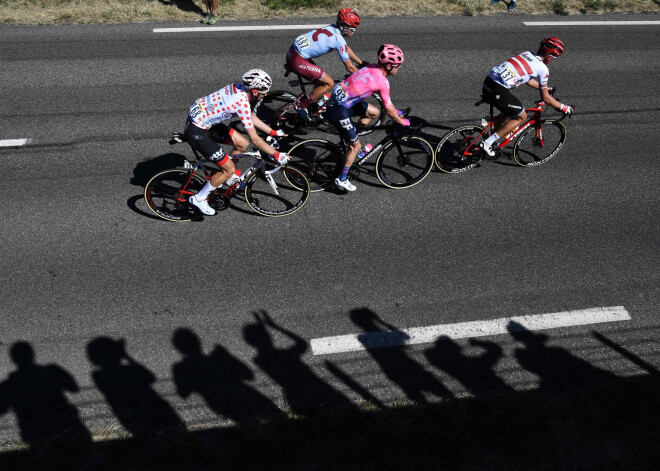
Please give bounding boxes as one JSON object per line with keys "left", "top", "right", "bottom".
{"left": 186, "top": 69, "right": 290, "bottom": 216}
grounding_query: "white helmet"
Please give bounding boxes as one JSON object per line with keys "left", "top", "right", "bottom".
{"left": 241, "top": 69, "right": 272, "bottom": 92}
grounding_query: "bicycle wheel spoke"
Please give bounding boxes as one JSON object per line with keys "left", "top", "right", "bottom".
{"left": 513, "top": 120, "right": 566, "bottom": 167}
{"left": 245, "top": 167, "right": 309, "bottom": 217}
{"left": 286, "top": 139, "right": 342, "bottom": 191}
{"left": 144, "top": 170, "right": 206, "bottom": 222}
{"left": 435, "top": 126, "right": 484, "bottom": 173}
{"left": 254, "top": 91, "right": 300, "bottom": 133}
{"left": 376, "top": 137, "right": 434, "bottom": 189}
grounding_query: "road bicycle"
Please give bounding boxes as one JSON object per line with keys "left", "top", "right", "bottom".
{"left": 253, "top": 64, "right": 385, "bottom": 136}
{"left": 144, "top": 134, "right": 310, "bottom": 222}
{"left": 285, "top": 110, "right": 434, "bottom": 191}
{"left": 435, "top": 90, "right": 572, "bottom": 173}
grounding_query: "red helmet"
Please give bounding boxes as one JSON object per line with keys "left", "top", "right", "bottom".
{"left": 337, "top": 8, "right": 360, "bottom": 29}
{"left": 377, "top": 44, "right": 404, "bottom": 66}
{"left": 539, "top": 36, "right": 565, "bottom": 58}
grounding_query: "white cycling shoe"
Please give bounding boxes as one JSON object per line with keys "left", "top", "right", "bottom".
{"left": 189, "top": 195, "right": 216, "bottom": 216}
{"left": 334, "top": 177, "right": 356, "bottom": 192}
{"left": 480, "top": 141, "right": 496, "bottom": 158}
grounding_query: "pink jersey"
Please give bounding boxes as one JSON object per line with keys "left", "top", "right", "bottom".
{"left": 331, "top": 64, "right": 393, "bottom": 109}
{"left": 188, "top": 83, "right": 254, "bottom": 130}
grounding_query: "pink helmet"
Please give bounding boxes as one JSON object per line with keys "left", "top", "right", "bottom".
{"left": 377, "top": 44, "right": 404, "bottom": 66}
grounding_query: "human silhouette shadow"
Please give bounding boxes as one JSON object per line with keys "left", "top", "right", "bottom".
{"left": 243, "top": 311, "right": 354, "bottom": 415}
{"left": 130, "top": 152, "right": 188, "bottom": 188}
{"left": 172, "top": 328, "right": 283, "bottom": 424}
{"left": 508, "top": 321, "right": 617, "bottom": 393}
{"left": 87, "top": 337, "right": 184, "bottom": 438}
{"left": 425, "top": 336, "right": 512, "bottom": 397}
{"left": 157, "top": 0, "right": 204, "bottom": 15}
{"left": 350, "top": 308, "right": 452, "bottom": 404}
{"left": 0, "top": 342, "right": 91, "bottom": 450}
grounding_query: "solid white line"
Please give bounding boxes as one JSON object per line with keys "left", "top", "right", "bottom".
{"left": 0, "top": 138, "right": 30, "bottom": 147}
{"left": 153, "top": 24, "right": 326, "bottom": 33}
{"left": 525, "top": 21, "right": 660, "bottom": 26}
{"left": 311, "top": 306, "right": 631, "bottom": 355}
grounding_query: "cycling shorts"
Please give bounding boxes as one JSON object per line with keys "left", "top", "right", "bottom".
{"left": 286, "top": 47, "right": 325, "bottom": 82}
{"left": 482, "top": 76, "right": 524, "bottom": 118}
{"left": 325, "top": 100, "right": 369, "bottom": 143}
{"left": 183, "top": 121, "right": 234, "bottom": 165}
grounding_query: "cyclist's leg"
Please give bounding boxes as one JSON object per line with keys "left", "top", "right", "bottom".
{"left": 354, "top": 102, "right": 377, "bottom": 127}
{"left": 185, "top": 123, "right": 234, "bottom": 195}
{"left": 482, "top": 78, "right": 525, "bottom": 149}
{"left": 327, "top": 102, "right": 360, "bottom": 189}
{"left": 287, "top": 49, "right": 328, "bottom": 109}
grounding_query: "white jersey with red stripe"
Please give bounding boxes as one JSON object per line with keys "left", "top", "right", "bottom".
{"left": 188, "top": 83, "right": 254, "bottom": 130}
{"left": 488, "top": 51, "right": 549, "bottom": 90}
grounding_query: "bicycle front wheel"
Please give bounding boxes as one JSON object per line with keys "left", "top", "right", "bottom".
{"left": 434, "top": 125, "right": 484, "bottom": 174}
{"left": 254, "top": 91, "right": 300, "bottom": 134}
{"left": 286, "top": 139, "right": 343, "bottom": 192}
{"left": 144, "top": 169, "right": 207, "bottom": 222}
{"left": 244, "top": 166, "right": 310, "bottom": 217}
{"left": 375, "top": 136, "right": 434, "bottom": 189}
{"left": 512, "top": 120, "right": 566, "bottom": 167}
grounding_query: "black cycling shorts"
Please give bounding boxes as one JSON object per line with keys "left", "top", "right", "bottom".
{"left": 183, "top": 121, "right": 233, "bottom": 165}
{"left": 325, "top": 100, "right": 369, "bottom": 143}
{"left": 482, "top": 76, "right": 524, "bottom": 118}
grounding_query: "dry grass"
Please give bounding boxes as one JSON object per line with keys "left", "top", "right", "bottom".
{"left": 0, "top": 0, "right": 658, "bottom": 25}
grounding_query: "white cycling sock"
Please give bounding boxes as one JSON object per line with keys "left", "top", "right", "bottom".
{"left": 484, "top": 133, "right": 499, "bottom": 147}
{"left": 196, "top": 181, "right": 217, "bottom": 201}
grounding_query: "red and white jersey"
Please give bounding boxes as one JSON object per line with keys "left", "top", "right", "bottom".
{"left": 488, "top": 51, "right": 549, "bottom": 90}
{"left": 188, "top": 83, "right": 254, "bottom": 130}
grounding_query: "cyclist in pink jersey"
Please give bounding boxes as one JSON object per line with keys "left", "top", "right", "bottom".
{"left": 480, "top": 37, "right": 573, "bottom": 157}
{"left": 326, "top": 44, "right": 410, "bottom": 192}
{"left": 186, "top": 69, "right": 290, "bottom": 216}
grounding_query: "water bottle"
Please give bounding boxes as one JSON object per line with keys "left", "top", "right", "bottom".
{"left": 357, "top": 143, "right": 373, "bottom": 160}
{"left": 224, "top": 170, "right": 242, "bottom": 188}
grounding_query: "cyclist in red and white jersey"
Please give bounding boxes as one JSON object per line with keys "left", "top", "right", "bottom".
{"left": 186, "top": 69, "right": 289, "bottom": 216}
{"left": 286, "top": 8, "right": 367, "bottom": 123}
{"left": 480, "top": 37, "right": 573, "bottom": 157}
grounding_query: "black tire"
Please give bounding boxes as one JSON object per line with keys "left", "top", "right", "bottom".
{"left": 144, "top": 169, "right": 207, "bottom": 222}
{"left": 286, "top": 139, "right": 343, "bottom": 192}
{"left": 375, "top": 136, "right": 434, "bottom": 189}
{"left": 254, "top": 91, "right": 301, "bottom": 134}
{"left": 244, "top": 165, "right": 310, "bottom": 217}
{"left": 434, "top": 125, "right": 485, "bottom": 174}
{"left": 512, "top": 120, "right": 566, "bottom": 167}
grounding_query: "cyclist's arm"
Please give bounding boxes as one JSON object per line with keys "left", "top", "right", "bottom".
{"left": 251, "top": 112, "right": 275, "bottom": 136}
{"left": 343, "top": 57, "right": 358, "bottom": 74}
{"left": 346, "top": 46, "right": 365, "bottom": 67}
{"left": 245, "top": 124, "right": 279, "bottom": 157}
{"left": 385, "top": 105, "right": 407, "bottom": 126}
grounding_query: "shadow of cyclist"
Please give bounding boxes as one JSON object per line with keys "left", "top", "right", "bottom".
{"left": 157, "top": 0, "right": 204, "bottom": 15}
{"left": 0, "top": 342, "right": 91, "bottom": 451}
{"left": 172, "top": 328, "right": 283, "bottom": 424}
{"left": 243, "top": 311, "right": 354, "bottom": 415}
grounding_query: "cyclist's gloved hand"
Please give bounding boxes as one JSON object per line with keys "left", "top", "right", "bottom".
{"left": 360, "top": 60, "right": 370, "bottom": 67}
{"left": 400, "top": 118, "right": 411, "bottom": 127}
{"left": 396, "top": 109, "right": 405, "bottom": 117}
{"left": 269, "top": 129, "right": 287, "bottom": 137}
{"left": 560, "top": 104, "right": 573, "bottom": 115}
{"left": 274, "top": 151, "right": 290, "bottom": 166}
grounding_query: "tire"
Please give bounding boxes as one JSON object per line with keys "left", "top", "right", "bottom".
{"left": 286, "top": 139, "right": 343, "bottom": 192}
{"left": 244, "top": 165, "right": 310, "bottom": 217}
{"left": 375, "top": 136, "right": 434, "bottom": 189}
{"left": 512, "top": 120, "right": 566, "bottom": 167}
{"left": 144, "top": 169, "right": 207, "bottom": 222}
{"left": 434, "top": 125, "right": 485, "bottom": 174}
{"left": 254, "top": 91, "right": 301, "bottom": 134}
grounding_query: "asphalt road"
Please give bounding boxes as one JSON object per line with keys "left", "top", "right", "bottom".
{"left": 0, "top": 14, "right": 659, "bottom": 444}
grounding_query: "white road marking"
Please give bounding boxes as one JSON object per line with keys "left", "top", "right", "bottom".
{"left": 0, "top": 138, "right": 30, "bottom": 147}
{"left": 525, "top": 21, "right": 660, "bottom": 26}
{"left": 153, "top": 24, "right": 326, "bottom": 33}
{"left": 311, "top": 306, "right": 631, "bottom": 355}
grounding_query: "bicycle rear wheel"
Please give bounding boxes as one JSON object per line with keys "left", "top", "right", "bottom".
{"left": 254, "top": 91, "right": 300, "bottom": 134}
{"left": 286, "top": 139, "right": 343, "bottom": 192}
{"left": 144, "top": 169, "right": 207, "bottom": 222}
{"left": 434, "top": 125, "right": 485, "bottom": 174}
{"left": 512, "top": 120, "right": 566, "bottom": 167}
{"left": 375, "top": 136, "right": 434, "bottom": 189}
{"left": 244, "top": 165, "right": 310, "bottom": 217}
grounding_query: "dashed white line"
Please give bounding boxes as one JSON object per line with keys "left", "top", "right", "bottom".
{"left": 0, "top": 138, "right": 30, "bottom": 147}
{"left": 153, "top": 24, "right": 326, "bottom": 33}
{"left": 525, "top": 21, "right": 660, "bottom": 26}
{"left": 311, "top": 306, "right": 631, "bottom": 355}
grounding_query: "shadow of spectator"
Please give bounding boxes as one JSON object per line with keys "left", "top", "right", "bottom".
{"left": 172, "top": 328, "right": 283, "bottom": 424}
{"left": 350, "top": 308, "right": 452, "bottom": 403}
{"left": 508, "top": 321, "right": 617, "bottom": 393}
{"left": 243, "top": 311, "right": 354, "bottom": 415}
{"left": 0, "top": 342, "right": 91, "bottom": 451}
{"left": 425, "top": 336, "right": 513, "bottom": 397}
{"left": 87, "top": 337, "right": 184, "bottom": 438}
{"left": 157, "top": 0, "right": 204, "bottom": 15}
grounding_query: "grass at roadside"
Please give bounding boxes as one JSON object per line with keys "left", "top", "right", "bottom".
{"left": 0, "top": 0, "right": 659, "bottom": 25}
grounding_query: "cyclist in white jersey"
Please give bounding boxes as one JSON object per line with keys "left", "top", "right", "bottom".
{"left": 285, "top": 8, "right": 367, "bottom": 122}
{"left": 186, "top": 69, "right": 290, "bottom": 216}
{"left": 480, "top": 37, "right": 573, "bottom": 157}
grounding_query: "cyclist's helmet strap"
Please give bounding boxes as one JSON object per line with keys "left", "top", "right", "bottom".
{"left": 377, "top": 44, "right": 405, "bottom": 66}
{"left": 539, "top": 36, "right": 565, "bottom": 58}
{"left": 241, "top": 69, "right": 272, "bottom": 92}
{"left": 337, "top": 8, "right": 360, "bottom": 34}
